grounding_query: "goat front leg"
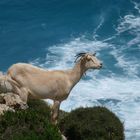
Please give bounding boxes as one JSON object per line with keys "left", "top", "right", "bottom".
{"left": 51, "top": 100, "right": 60, "bottom": 125}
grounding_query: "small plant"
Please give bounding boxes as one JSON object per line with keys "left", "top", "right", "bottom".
{"left": 59, "top": 107, "right": 124, "bottom": 140}
{"left": 0, "top": 100, "right": 62, "bottom": 140}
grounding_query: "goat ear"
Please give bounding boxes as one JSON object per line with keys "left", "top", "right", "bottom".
{"left": 86, "top": 55, "right": 91, "bottom": 61}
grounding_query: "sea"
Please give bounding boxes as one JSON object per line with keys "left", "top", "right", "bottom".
{"left": 0, "top": 0, "right": 140, "bottom": 139}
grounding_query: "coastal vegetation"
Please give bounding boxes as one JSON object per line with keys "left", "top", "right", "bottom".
{"left": 0, "top": 100, "right": 124, "bottom": 140}
{"left": 59, "top": 107, "right": 124, "bottom": 140}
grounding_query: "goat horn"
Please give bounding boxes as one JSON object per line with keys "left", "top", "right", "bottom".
{"left": 75, "top": 52, "right": 86, "bottom": 57}
{"left": 75, "top": 53, "right": 86, "bottom": 63}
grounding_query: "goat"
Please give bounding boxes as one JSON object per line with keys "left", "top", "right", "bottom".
{"left": 7, "top": 52, "right": 102, "bottom": 124}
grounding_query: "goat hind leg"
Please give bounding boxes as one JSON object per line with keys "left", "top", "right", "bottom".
{"left": 6, "top": 85, "right": 29, "bottom": 110}
{"left": 14, "top": 86, "right": 29, "bottom": 103}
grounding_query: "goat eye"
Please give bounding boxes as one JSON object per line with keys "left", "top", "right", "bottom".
{"left": 91, "top": 59, "right": 95, "bottom": 63}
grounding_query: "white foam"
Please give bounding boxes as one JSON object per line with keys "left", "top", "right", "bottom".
{"left": 127, "top": 34, "right": 140, "bottom": 47}
{"left": 116, "top": 13, "right": 140, "bottom": 34}
{"left": 93, "top": 16, "right": 105, "bottom": 40}
{"left": 132, "top": 1, "right": 140, "bottom": 14}
{"left": 60, "top": 77, "right": 140, "bottom": 109}
{"left": 109, "top": 3, "right": 140, "bottom": 78}
{"left": 110, "top": 49, "right": 140, "bottom": 77}
{"left": 116, "top": 2, "right": 140, "bottom": 50}
{"left": 34, "top": 37, "right": 112, "bottom": 70}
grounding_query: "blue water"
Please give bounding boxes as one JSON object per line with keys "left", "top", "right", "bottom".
{"left": 0, "top": 0, "right": 140, "bottom": 139}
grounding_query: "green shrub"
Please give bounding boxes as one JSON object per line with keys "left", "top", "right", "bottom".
{"left": 59, "top": 107, "right": 124, "bottom": 140}
{"left": 0, "top": 100, "right": 62, "bottom": 140}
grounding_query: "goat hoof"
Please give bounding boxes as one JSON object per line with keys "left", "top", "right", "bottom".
{"left": 61, "top": 134, "right": 67, "bottom": 140}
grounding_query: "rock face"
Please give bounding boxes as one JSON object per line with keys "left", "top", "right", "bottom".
{"left": 0, "top": 104, "right": 15, "bottom": 115}
{"left": 0, "top": 93, "right": 28, "bottom": 115}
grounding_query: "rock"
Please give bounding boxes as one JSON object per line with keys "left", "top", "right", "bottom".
{"left": 4, "top": 93, "right": 28, "bottom": 109}
{"left": 0, "top": 95, "right": 5, "bottom": 103}
{"left": 0, "top": 92, "right": 28, "bottom": 116}
{"left": 0, "top": 104, "right": 15, "bottom": 115}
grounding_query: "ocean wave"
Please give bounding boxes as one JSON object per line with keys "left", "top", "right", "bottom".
{"left": 110, "top": 49, "right": 140, "bottom": 77}
{"left": 32, "top": 37, "right": 111, "bottom": 70}
{"left": 116, "top": 1, "right": 140, "bottom": 48}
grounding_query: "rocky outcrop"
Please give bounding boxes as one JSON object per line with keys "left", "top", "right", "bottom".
{"left": 0, "top": 93, "right": 28, "bottom": 115}
{"left": 0, "top": 104, "right": 15, "bottom": 115}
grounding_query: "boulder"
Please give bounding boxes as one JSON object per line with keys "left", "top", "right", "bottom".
{"left": 0, "top": 93, "right": 28, "bottom": 115}
{"left": 0, "top": 104, "right": 15, "bottom": 115}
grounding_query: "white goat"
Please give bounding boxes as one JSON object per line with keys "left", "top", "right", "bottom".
{"left": 7, "top": 52, "right": 102, "bottom": 124}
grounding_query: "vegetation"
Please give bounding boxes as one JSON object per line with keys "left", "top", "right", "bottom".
{"left": 0, "top": 100, "right": 62, "bottom": 140}
{"left": 0, "top": 100, "right": 124, "bottom": 140}
{"left": 59, "top": 107, "right": 124, "bottom": 140}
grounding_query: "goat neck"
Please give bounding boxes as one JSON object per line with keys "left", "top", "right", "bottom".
{"left": 69, "top": 60, "right": 87, "bottom": 86}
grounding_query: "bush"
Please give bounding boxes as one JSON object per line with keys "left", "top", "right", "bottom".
{"left": 0, "top": 100, "right": 62, "bottom": 140}
{"left": 59, "top": 107, "right": 124, "bottom": 140}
